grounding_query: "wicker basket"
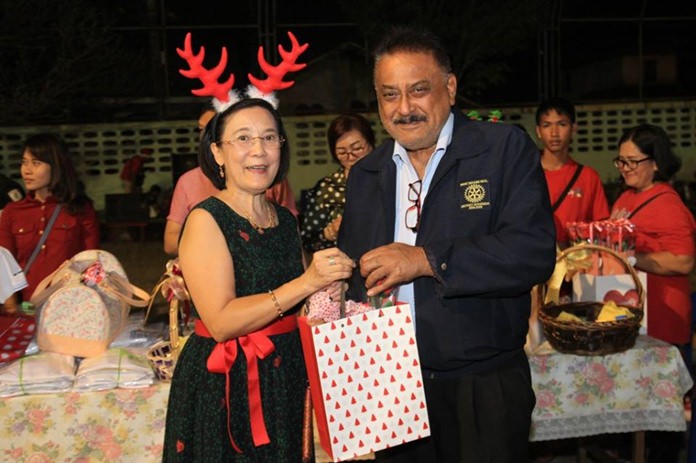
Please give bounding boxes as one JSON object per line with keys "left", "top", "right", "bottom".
{"left": 147, "top": 337, "right": 178, "bottom": 381}
{"left": 538, "top": 244, "right": 644, "bottom": 356}
{"left": 144, "top": 261, "right": 189, "bottom": 381}
{"left": 146, "top": 296, "right": 182, "bottom": 381}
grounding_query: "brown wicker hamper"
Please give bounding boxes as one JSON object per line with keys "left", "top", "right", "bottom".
{"left": 538, "top": 244, "right": 644, "bottom": 356}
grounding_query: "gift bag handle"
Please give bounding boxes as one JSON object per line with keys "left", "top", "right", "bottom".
{"left": 29, "top": 260, "right": 151, "bottom": 309}
{"left": 29, "top": 258, "right": 76, "bottom": 307}
{"left": 101, "top": 272, "right": 151, "bottom": 308}
{"left": 143, "top": 276, "right": 168, "bottom": 324}
{"left": 30, "top": 251, "right": 114, "bottom": 307}
{"left": 143, "top": 276, "right": 182, "bottom": 360}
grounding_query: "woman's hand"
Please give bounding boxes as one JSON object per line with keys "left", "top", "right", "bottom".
{"left": 323, "top": 280, "right": 347, "bottom": 301}
{"left": 610, "top": 208, "right": 630, "bottom": 219}
{"left": 304, "top": 247, "right": 354, "bottom": 292}
{"left": 323, "top": 215, "right": 342, "bottom": 241}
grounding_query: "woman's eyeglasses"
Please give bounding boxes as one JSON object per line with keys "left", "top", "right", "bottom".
{"left": 336, "top": 144, "right": 367, "bottom": 159}
{"left": 405, "top": 180, "right": 422, "bottom": 232}
{"left": 612, "top": 156, "right": 653, "bottom": 170}
{"left": 217, "top": 134, "right": 285, "bottom": 149}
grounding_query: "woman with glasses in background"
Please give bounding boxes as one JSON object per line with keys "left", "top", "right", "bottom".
{"left": 610, "top": 123, "right": 695, "bottom": 463}
{"left": 300, "top": 113, "right": 375, "bottom": 254}
{"left": 611, "top": 123, "right": 695, "bottom": 348}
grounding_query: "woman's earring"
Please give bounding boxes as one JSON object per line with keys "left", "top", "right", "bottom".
{"left": 218, "top": 164, "right": 224, "bottom": 178}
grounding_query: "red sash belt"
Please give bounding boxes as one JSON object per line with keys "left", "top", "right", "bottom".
{"left": 195, "top": 316, "right": 297, "bottom": 453}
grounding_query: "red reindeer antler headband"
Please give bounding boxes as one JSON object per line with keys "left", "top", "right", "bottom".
{"left": 177, "top": 31, "right": 308, "bottom": 112}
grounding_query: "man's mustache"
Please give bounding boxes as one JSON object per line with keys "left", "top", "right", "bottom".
{"left": 393, "top": 115, "right": 427, "bottom": 125}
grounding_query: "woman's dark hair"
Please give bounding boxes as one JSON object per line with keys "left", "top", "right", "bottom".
{"left": 327, "top": 113, "right": 376, "bottom": 162}
{"left": 198, "top": 98, "right": 290, "bottom": 190}
{"left": 618, "top": 123, "right": 681, "bottom": 182}
{"left": 23, "top": 133, "right": 87, "bottom": 214}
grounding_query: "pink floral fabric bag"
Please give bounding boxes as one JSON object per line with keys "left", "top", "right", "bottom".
{"left": 29, "top": 250, "right": 150, "bottom": 358}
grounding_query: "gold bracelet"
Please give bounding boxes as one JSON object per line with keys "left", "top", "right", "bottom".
{"left": 268, "top": 289, "right": 283, "bottom": 318}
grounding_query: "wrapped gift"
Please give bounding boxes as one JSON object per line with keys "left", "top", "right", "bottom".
{"left": 31, "top": 250, "right": 150, "bottom": 358}
{"left": 299, "top": 300, "right": 430, "bottom": 461}
{"left": 566, "top": 219, "right": 636, "bottom": 276}
{"left": 572, "top": 271, "right": 648, "bottom": 334}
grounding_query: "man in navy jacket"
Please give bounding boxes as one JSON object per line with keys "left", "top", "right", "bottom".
{"left": 339, "top": 26, "right": 556, "bottom": 463}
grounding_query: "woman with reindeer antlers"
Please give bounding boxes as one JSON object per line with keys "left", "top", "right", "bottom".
{"left": 162, "top": 32, "right": 355, "bottom": 462}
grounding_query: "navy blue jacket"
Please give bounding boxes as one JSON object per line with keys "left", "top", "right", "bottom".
{"left": 339, "top": 110, "right": 556, "bottom": 376}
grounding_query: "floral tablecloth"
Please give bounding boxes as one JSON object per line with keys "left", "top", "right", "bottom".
{"left": 529, "top": 335, "right": 693, "bottom": 441}
{"left": 0, "top": 383, "right": 169, "bottom": 462}
{"left": 1, "top": 335, "right": 691, "bottom": 461}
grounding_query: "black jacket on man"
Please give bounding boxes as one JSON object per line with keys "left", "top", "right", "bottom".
{"left": 339, "top": 110, "right": 556, "bottom": 377}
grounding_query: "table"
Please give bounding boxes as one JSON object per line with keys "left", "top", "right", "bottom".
{"left": 1, "top": 335, "right": 690, "bottom": 462}
{"left": 0, "top": 384, "right": 169, "bottom": 462}
{"left": 528, "top": 335, "right": 693, "bottom": 462}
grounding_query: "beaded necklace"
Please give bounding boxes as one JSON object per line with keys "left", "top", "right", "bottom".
{"left": 241, "top": 201, "right": 276, "bottom": 234}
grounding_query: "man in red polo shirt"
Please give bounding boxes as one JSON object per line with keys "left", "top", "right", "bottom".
{"left": 120, "top": 148, "right": 153, "bottom": 194}
{"left": 536, "top": 97, "right": 609, "bottom": 247}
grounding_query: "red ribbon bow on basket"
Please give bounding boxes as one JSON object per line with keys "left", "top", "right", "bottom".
{"left": 161, "top": 259, "right": 190, "bottom": 305}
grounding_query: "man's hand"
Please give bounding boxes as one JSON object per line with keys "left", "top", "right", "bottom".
{"left": 359, "top": 243, "right": 433, "bottom": 296}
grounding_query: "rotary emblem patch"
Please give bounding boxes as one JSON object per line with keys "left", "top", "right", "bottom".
{"left": 460, "top": 179, "right": 490, "bottom": 210}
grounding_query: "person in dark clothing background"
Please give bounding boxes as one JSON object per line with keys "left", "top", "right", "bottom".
{"left": 0, "top": 173, "right": 24, "bottom": 214}
{"left": 120, "top": 148, "right": 153, "bottom": 194}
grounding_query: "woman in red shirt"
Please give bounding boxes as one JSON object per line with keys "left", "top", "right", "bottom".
{"left": 610, "top": 123, "right": 695, "bottom": 463}
{"left": 0, "top": 134, "right": 100, "bottom": 306}
{"left": 611, "top": 124, "right": 695, "bottom": 346}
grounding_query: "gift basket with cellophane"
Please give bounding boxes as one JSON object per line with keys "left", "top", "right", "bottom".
{"left": 539, "top": 225, "right": 644, "bottom": 356}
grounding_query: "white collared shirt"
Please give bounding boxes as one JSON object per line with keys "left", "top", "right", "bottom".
{"left": 391, "top": 113, "right": 454, "bottom": 324}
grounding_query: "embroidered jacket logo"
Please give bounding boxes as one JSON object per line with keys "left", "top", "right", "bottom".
{"left": 460, "top": 179, "right": 491, "bottom": 210}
